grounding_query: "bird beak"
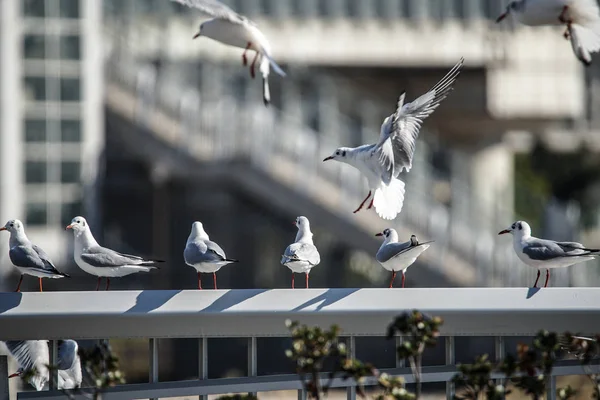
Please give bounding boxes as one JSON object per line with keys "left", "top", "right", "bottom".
{"left": 193, "top": 32, "right": 201, "bottom": 39}
{"left": 323, "top": 156, "right": 334, "bottom": 162}
{"left": 375, "top": 232, "right": 383, "bottom": 237}
{"left": 8, "top": 372, "right": 20, "bottom": 378}
{"left": 0, "top": 227, "right": 6, "bottom": 231}
{"left": 496, "top": 12, "right": 507, "bottom": 23}
{"left": 498, "top": 229, "right": 510, "bottom": 235}
{"left": 292, "top": 221, "right": 296, "bottom": 225}
{"left": 65, "top": 224, "right": 73, "bottom": 230}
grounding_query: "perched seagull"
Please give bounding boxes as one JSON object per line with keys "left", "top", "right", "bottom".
{"left": 184, "top": 221, "right": 238, "bottom": 289}
{"left": 281, "top": 216, "right": 320, "bottom": 289}
{"left": 375, "top": 229, "right": 432, "bottom": 288}
{"left": 499, "top": 220, "right": 600, "bottom": 288}
{"left": 0, "top": 219, "right": 69, "bottom": 292}
{"left": 66, "top": 216, "right": 163, "bottom": 290}
{"left": 4, "top": 339, "right": 82, "bottom": 390}
{"left": 496, "top": 0, "right": 600, "bottom": 66}
{"left": 323, "top": 58, "right": 463, "bottom": 220}
{"left": 170, "top": 0, "right": 286, "bottom": 106}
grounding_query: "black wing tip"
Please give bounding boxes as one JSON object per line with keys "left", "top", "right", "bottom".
{"left": 226, "top": 258, "right": 239, "bottom": 263}
{"left": 61, "top": 272, "right": 71, "bottom": 278}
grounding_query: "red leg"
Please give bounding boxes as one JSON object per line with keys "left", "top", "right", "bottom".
{"left": 558, "top": 5, "right": 569, "bottom": 23}
{"left": 544, "top": 270, "right": 550, "bottom": 288}
{"left": 533, "top": 270, "right": 540, "bottom": 288}
{"left": 197, "top": 272, "right": 202, "bottom": 290}
{"left": 15, "top": 275, "right": 23, "bottom": 292}
{"left": 291, "top": 273, "right": 295, "bottom": 289}
{"left": 353, "top": 191, "right": 372, "bottom": 214}
{"left": 305, "top": 273, "right": 309, "bottom": 289}
{"left": 242, "top": 42, "right": 251, "bottom": 66}
{"left": 95, "top": 277, "right": 101, "bottom": 291}
{"left": 563, "top": 26, "right": 570, "bottom": 40}
{"left": 367, "top": 197, "right": 374, "bottom": 210}
{"left": 389, "top": 271, "right": 397, "bottom": 288}
{"left": 250, "top": 52, "right": 259, "bottom": 79}
{"left": 213, "top": 272, "right": 218, "bottom": 290}
{"left": 105, "top": 278, "right": 110, "bottom": 291}
{"left": 39, "top": 278, "right": 43, "bottom": 292}
{"left": 401, "top": 271, "right": 406, "bottom": 288}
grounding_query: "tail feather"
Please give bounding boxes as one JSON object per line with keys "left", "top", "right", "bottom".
{"left": 140, "top": 259, "right": 165, "bottom": 269}
{"left": 373, "top": 178, "right": 406, "bottom": 220}
{"left": 225, "top": 258, "right": 239, "bottom": 263}
{"left": 569, "top": 23, "right": 600, "bottom": 65}
{"left": 262, "top": 52, "right": 286, "bottom": 77}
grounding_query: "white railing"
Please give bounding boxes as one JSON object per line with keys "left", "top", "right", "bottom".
{"left": 2, "top": 289, "right": 600, "bottom": 400}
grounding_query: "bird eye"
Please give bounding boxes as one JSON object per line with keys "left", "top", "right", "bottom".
{"left": 335, "top": 151, "right": 340, "bottom": 155}
{"left": 9, "top": 223, "right": 13, "bottom": 227}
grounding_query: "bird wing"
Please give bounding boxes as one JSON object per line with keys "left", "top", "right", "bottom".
{"left": 57, "top": 340, "right": 82, "bottom": 389}
{"left": 373, "top": 58, "right": 464, "bottom": 184}
{"left": 31, "top": 244, "right": 65, "bottom": 275}
{"left": 80, "top": 246, "right": 147, "bottom": 268}
{"left": 169, "top": 0, "right": 251, "bottom": 25}
{"left": 185, "top": 240, "right": 227, "bottom": 264}
{"left": 4, "top": 340, "right": 49, "bottom": 390}
{"left": 522, "top": 238, "right": 598, "bottom": 261}
{"left": 282, "top": 242, "right": 320, "bottom": 266}
{"left": 9, "top": 245, "right": 58, "bottom": 274}
{"left": 376, "top": 240, "right": 412, "bottom": 263}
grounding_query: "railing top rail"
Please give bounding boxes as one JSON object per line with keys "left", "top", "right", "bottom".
{"left": 2, "top": 289, "right": 600, "bottom": 340}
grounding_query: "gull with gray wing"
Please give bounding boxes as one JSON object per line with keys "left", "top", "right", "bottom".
{"left": 184, "top": 221, "right": 238, "bottom": 290}
{"left": 375, "top": 229, "right": 432, "bottom": 288}
{"left": 323, "top": 58, "right": 463, "bottom": 220}
{"left": 170, "top": 0, "right": 286, "bottom": 106}
{"left": 66, "top": 216, "right": 163, "bottom": 290}
{"left": 499, "top": 220, "right": 600, "bottom": 288}
{"left": 281, "top": 216, "right": 320, "bottom": 289}
{"left": 0, "top": 219, "right": 69, "bottom": 292}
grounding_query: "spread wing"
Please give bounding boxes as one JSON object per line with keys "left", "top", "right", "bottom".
{"left": 169, "top": 0, "right": 250, "bottom": 24}
{"left": 4, "top": 340, "right": 49, "bottom": 390}
{"left": 374, "top": 58, "right": 464, "bottom": 184}
{"left": 282, "top": 242, "right": 320, "bottom": 266}
{"left": 80, "top": 246, "right": 149, "bottom": 268}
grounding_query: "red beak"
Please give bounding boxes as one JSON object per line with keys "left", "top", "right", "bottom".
{"left": 375, "top": 232, "right": 383, "bottom": 237}
{"left": 65, "top": 224, "right": 73, "bottom": 230}
{"left": 0, "top": 227, "right": 6, "bottom": 231}
{"left": 498, "top": 229, "right": 510, "bottom": 235}
{"left": 496, "top": 12, "right": 507, "bottom": 23}
{"left": 323, "top": 156, "right": 334, "bottom": 162}
{"left": 8, "top": 372, "right": 20, "bottom": 378}
{"left": 193, "top": 32, "right": 201, "bottom": 39}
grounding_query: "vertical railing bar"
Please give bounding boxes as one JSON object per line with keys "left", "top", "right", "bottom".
{"left": 247, "top": 337, "right": 258, "bottom": 397}
{"left": 297, "top": 388, "right": 308, "bottom": 400}
{"left": 149, "top": 338, "right": 158, "bottom": 400}
{"left": 547, "top": 375, "right": 557, "bottom": 400}
{"left": 0, "top": 356, "right": 8, "bottom": 400}
{"left": 49, "top": 340, "right": 58, "bottom": 390}
{"left": 445, "top": 336, "right": 455, "bottom": 399}
{"left": 346, "top": 336, "right": 356, "bottom": 400}
{"left": 494, "top": 336, "right": 505, "bottom": 387}
{"left": 198, "top": 337, "right": 208, "bottom": 400}
{"left": 395, "top": 336, "right": 404, "bottom": 368}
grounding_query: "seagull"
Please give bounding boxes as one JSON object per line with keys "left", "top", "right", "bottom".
{"left": 66, "top": 216, "right": 163, "bottom": 290}
{"left": 375, "top": 229, "right": 432, "bottom": 288}
{"left": 184, "top": 221, "right": 238, "bottom": 289}
{"left": 498, "top": 220, "right": 600, "bottom": 288}
{"left": 496, "top": 0, "right": 600, "bottom": 66}
{"left": 323, "top": 58, "right": 463, "bottom": 220}
{"left": 170, "top": 0, "right": 286, "bottom": 106}
{"left": 4, "top": 339, "right": 82, "bottom": 390}
{"left": 281, "top": 216, "right": 320, "bottom": 289}
{"left": 0, "top": 219, "right": 69, "bottom": 292}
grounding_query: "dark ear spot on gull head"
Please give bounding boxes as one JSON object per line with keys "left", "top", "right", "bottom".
{"left": 410, "top": 235, "right": 418, "bottom": 246}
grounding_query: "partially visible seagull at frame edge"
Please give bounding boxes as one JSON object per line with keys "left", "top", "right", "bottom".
{"left": 496, "top": 0, "right": 600, "bottom": 66}
{"left": 499, "top": 220, "right": 600, "bottom": 288}
{"left": 281, "top": 216, "right": 320, "bottom": 289}
{"left": 184, "top": 221, "right": 238, "bottom": 290}
{"left": 66, "top": 216, "right": 164, "bottom": 290}
{"left": 375, "top": 229, "right": 432, "bottom": 288}
{"left": 322, "top": 58, "right": 464, "bottom": 220}
{"left": 170, "top": 0, "right": 287, "bottom": 106}
{"left": 0, "top": 219, "right": 69, "bottom": 292}
{"left": 1, "top": 339, "right": 82, "bottom": 391}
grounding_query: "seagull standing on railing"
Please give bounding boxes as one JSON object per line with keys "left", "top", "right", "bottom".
{"left": 281, "top": 216, "right": 320, "bottom": 289}
{"left": 375, "top": 229, "right": 432, "bottom": 288}
{"left": 0, "top": 219, "right": 69, "bottom": 292}
{"left": 323, "top": 58, "right": 463, "bottom": 220}
{"left": 184, "top": 221, "right": 238, "bottom": 289}
{"left": 3, "top": 339, "right": 82, "bottom": 390}
{"left": 499, "top": 220, "right": 600, "bottom": 288}
{"left": 496, "top": 0, "right": 600, "bottom": 66}
{"left": 66, "top": 216, "right": 163, "bottom": 290}
{"left": 170, "top": 0, "right": 286, "bottom": 106}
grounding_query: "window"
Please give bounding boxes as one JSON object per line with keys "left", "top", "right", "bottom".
{"left": 24, "top": 119, "right": 47, "bottom": 142}
{"left": 26, "top": 203, "right": 47, "bottom": 226}
{"left": 59, "top": 0, "right": 80, "bottom": 19}
{"left": 61, "top": 202, "right": 82, "bottom": 226}
{"left": 60, "top": 78, "right": 80, "bottom": 101}
{"left": 25, "top": 161, "right": 47, "bottom": 183}
{"left": 61, "top": 120, "right": 81, "bottom": 142}
{"left": 23, "top": 0, "right": 45, "bottom": 17}
{"left": 23, "top": 35, "right": 46, "bottom": 59}
{"left": 23, "top": 77, "right": 47, "bottom": 101}
{"left": 61, "top": 161, "right": 80, "bottom": 183}
{"left": 59, "top": 35, "right": 80, "bottom": 60}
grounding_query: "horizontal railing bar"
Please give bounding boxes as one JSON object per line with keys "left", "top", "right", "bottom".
{"left": 3, "top": 289, "right": 600, "bottom": 340}
{"left": 18, "top": 361, "right": 598, "bottom": 400}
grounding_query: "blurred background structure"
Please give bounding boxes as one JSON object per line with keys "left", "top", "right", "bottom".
{"left": 2, "top": 0, "right": 600, "bottom": 393}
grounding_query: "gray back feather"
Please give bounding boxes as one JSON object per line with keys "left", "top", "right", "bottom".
{"left": 169, "top": 0, "right": 249, "bottom": 24}
{"left": 9, "top": 244, "right": 59, "bottom": 273}
{"left": 80, "top": 246, "right": 144, "bottom": 268}
{"left": 184, "top": 240, "right": 227, "bottom": 264}
{"left": 283, "top": 242, "right": 320, "bottom": 266}
{"left": 376, "top": 240, "right": 412, "bottom": 263}
{"left": 523, "top": 238, "right": 596, "bottom": 261}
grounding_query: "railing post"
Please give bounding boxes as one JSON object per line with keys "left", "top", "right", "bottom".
{"left": 198, "top": 338, "right": 208, "bottom": 400}
{"left": 445, "top": 336, "right": 455, "bottom": 399}
{"left": 346, "top": 336, "right": 356, "bottom": 400}
{"left": 247, "top": 337, "right": 257, "bottom": 398}
{"left": 395, "top": 336, "right": 404, "bottom": 368}
{"left": 494, "top": 336, "right": 505, "bottom": 388}
{"left": 49, "top": 340, "right": 58, "bottom": 390}
{"left": 0, "top": 356, "right": 8, "bottom": 400}
{"left": 149, "top": 338, "right": 158, "bottom": 400}
{"left": 547, "top": 375, "right": 557, "bottom": 400}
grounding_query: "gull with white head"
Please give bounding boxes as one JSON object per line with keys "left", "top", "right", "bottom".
{"left": 170, "top": 0, "right": 286, "bottom": 106}
{"left": 281, "top": 216, "right": 320, "bottom": 289}
{"left": 496, "top": 0, "right": 600, "bottom": 65}
{"left": 323, "top": 58, "right": 463, "bottom": 220}
{"left": 184, "top": 221, "right": 238, "bottom": 289}
{"left": 375, "top": 229, "right": 432, "bottom": 288}
{"left": 499, "top": 220, "right": 600, "bottom": 287}
{"left": 0, "top": 219, "right": 69, "bottom": 292}
{"left": 66, "top": 216, "right": 163, "bottom": 290}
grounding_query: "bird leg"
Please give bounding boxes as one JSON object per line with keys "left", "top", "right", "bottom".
{"left": 14, "top": 275, "right": 23, "bottom": 292}
{"left": 242, "top": 42, "right": 251, "bottom": 66}
{"left": 544, "top": 270, "right": 550, "bottom": 288}
{"left": 197, "top": 272, "right": 202, "bottom": 290}
{"left": 291, "top": 273, "right": 295, "bottom": 289}
{"left": 213, "top": 272, "right": 218, "bottom": 290}
{"left": 367, "top": 197, "right": 374, "bottom": 210}
{"left": 353, "top": 191, "right": 372, "bottom": 213}
{"left": 39, "top": 278, "right": 43, "bottom": 292}
{"left": 105, "top": 278, "right": 111, "bottom": 291}
{"left": 389, "top": 271, "right": 397, "bottom": 288}
{"left": 250, "top": 52, "right": 259, "bottom": 79}
{"left": 305, "top": 273, "right": 309, "bottom": 289}
{"left": 401, "top": 271, "right": 406, "bottom": 288}
{"left": 95, "top": 277, "right": 101, "bottom": 291}
{"left": 563, "top": 25, "right": 571, "bottom": 40}
{"left": 533, "top": 270, "right": 541, "bottom": 288}
{"left": 558, "top": 5, "right": 569, "bottom": 23}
